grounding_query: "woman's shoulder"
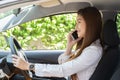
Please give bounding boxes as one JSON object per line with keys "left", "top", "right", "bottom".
{"left": 89, "top": 39, "right": 102, "bottom": 49}
{"left": 82, "top": 39, "right": 103, "bottom": 55}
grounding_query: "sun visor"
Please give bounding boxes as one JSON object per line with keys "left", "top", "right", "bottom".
{"left": 39, "top": 0, "right": 61, "bottom": 7}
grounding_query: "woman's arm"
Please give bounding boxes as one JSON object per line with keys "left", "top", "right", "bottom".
{"left": 34, "top": 46, "right": 102, "bottom": 77}
{"left": 58, "top": 53, "right": 70, "bottom": 64}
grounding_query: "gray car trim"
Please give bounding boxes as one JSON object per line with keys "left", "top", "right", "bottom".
{"left": 0, "top": 2, "right": 91, "bottom": 32}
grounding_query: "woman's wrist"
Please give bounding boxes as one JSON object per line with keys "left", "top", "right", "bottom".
{"left": 65, "top": 40, "right": 75, "bottom": 55}
{"left": 65, "top": 46, "right": 72, "bottom": 55}
{"left": 28, "top": 63, "right": 35, "bottom": 71}
{"left": 24, "top": 62, "right": 35, "bottom": 72}
{"left": 27, "top": 63, "right": 30, "bottom": 70}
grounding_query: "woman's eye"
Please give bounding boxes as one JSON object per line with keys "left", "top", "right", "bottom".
{"left": 77, "top": 20, "right": 81, "bottom": 23}
{"left": 78, "top": 21, "right": 81, "bottom": 23}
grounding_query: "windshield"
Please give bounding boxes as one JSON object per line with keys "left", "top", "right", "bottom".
{"left": 0, "top": 0, "right": 32, "bottom": 19}
{"left": 0, "top": 14, "right": 15, "bottom": 31}
{"left": 0, "top": 0, "right": 34, "bottom": 32}
{"left": 0, "top": 10, "right": 13, "bottom": 19}
{"left": 0, "top": 0, "right": 18, "bottom": 5}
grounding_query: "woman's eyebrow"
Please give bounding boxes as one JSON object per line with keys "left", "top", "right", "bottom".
{"left": 77, "top": 18, "right": 81, "bottom": 21}
{"left": 77, "top": 17, "right": 82, "bottom": 20}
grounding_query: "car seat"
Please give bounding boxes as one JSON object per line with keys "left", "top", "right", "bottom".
{"left": 89, "top": 19, "right": 120, "bottom": 80}
{"left": 111, "top": 66, "right": 120, "bottom": 80}
{"left": 110, "top": 25, "right": 120, "bottom": 79}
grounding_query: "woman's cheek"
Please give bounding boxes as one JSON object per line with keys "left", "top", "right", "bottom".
{"left": 78, "top": 32, "right": 81, "bottom": 38}
{"left": 78, "top": 31, "right": 84, "bottom": 38}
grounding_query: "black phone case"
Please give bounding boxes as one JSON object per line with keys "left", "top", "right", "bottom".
{"left": 71, "top": 30, "right": 78, "bottom": 40}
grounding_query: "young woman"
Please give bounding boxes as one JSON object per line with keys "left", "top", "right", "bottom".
{"left": 12, "top": 6, "right": 103, "bottom": 80}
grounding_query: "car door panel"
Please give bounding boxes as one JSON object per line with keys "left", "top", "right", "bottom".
{"left": 25, "top": 50, "right": 64, "bottom": 64}
{"left": 0, "top": 50, "right": 65, "bottom": 64}
{"left": 0, "top": 50, "right": 67, "bottom": 80}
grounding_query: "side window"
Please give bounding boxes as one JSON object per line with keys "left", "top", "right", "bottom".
{"left": 0, "top": 13, "right": 76, "bottom": 50}
{"left": 117, "top": 13, "right": 120, "bottom": 37}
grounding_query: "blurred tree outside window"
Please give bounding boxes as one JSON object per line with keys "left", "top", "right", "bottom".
{"left": 116, "top": 13, "right": 120, "bottom": 37}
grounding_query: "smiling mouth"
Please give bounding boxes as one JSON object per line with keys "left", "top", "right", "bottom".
{"left": 77, "top": 30, "right": 80, "bottom": 34}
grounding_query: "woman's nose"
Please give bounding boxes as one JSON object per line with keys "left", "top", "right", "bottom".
{"left": 75, "top": 24, "right": 78, "bottom": 29}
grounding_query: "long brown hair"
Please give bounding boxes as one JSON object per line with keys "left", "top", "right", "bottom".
{"left": 70, "top": 7, "right": 102, "bottom": 80}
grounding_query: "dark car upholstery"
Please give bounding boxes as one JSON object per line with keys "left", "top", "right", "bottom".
{"left": 89, "top": 19, "right": 120, "bottom": 80}
{"left": 110, "top": 26, "right": 120, "bottom": 79}
{"left": 111, "top": 66, "right": 120, "bottom": 80}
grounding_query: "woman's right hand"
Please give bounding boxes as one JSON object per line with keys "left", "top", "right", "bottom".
{"left": 12, "top": 55, "right": 30, "bottom": 70}
{"left": 65, "top": 30, "right": 81, "bottom": 55}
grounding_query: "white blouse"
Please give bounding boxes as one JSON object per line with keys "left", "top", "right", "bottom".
{"left": 34, "top": 39, "right": 103, "bottom": 80}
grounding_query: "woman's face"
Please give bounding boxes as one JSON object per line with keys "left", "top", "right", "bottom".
{"left": 76, "top": 15, "right": 86, "bottom": 38}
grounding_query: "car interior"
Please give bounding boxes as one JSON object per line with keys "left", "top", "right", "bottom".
{"left": 0, "top": 0, "right": 120, "bottom": 80}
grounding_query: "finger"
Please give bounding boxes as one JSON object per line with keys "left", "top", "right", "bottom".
{"left": 12, "top": 55, "right": 19, "bottom": 59}
{"left": 12, "top": 60, "right": 19, "bottom": 67}
{"left": 12, "top": 60, "right": 16, "bottom": 64}
{"left": 13, "top": 63, "right": 18, "bottom": 67}
{"left": 12, "top": 54, "right": 18, "bottom": 58}
{"left": 76, "top": 37, "right": 82, "bottom": 41}
{"left": 12, "top": 58, "right": 17, "bottom": 62}
{"left": 12, "top": 58, "right": 18, "bottom": 64}
{"left": 12, "top": 60, "right": 17, "bottom": 67}
{"left": 70, "top": 29, "right": 76, "bottom": 34}
{"left": 68, "top": 30, "right": 76, "bottom": 38}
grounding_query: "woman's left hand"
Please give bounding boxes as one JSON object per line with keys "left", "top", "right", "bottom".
{"left": 67, "top": 30, "right": 81, "bottom": 47}
{"left": 12, "top": 55, "right": 30, "bottom": 70}
{"left": 65, "top": 30, "right": 81, "bottom": 55}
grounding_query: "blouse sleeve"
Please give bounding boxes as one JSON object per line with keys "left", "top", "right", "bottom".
{"left": 58, "top": 53, "right": 70, "bottom": 64}
{"left": 34, "top": 46, "right": 102, "bottom": 77}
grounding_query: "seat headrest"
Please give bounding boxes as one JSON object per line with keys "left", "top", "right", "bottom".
{"left": 103, "top": 19, "right": 119, "bottom": 46}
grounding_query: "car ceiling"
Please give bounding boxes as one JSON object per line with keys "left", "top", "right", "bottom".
{"left": 0, "top": 0, "right": 120, "bottom": 32}
{"left": 0, "top": 0, "right": 120, "bottom": 12}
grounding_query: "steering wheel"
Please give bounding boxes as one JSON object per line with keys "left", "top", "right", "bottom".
{"left": 6, "top": 36, "right": 31, "bottom": 80}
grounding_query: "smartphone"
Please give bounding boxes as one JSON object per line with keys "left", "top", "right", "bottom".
{"left": 71, "top": 30, "right": 78, "bottom": 40}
